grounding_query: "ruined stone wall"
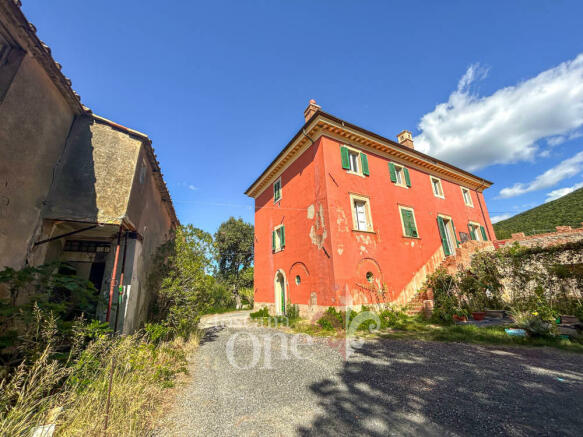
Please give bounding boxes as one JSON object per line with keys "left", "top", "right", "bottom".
{"left": 43, "top": 116, "right": 142, "bottom": 224}
{"left": 495, "top": 225, "right": 583, "bottom": 249}
{"left": 121, "top": 146, "right": 175, "bottom": 333}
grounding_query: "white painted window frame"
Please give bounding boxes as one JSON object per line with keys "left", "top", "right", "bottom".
{"left": 273, "top": 224, "right": 284, "bottom": 252}
{"left": 392, "top": 162, "right": 407, "bottom": 188}
{"left": 273, "top": 177, "right": 282, "bottom": 203}
{"left": 344, "top": 144, "right": 365, "bottom": 177}
{"left": 430, "top": 176, "right": 445, "bottom": 199}
{"left": 438, "top": 214, "right": 457, "bottom": 253}
{"left": 349, "top": 193, "right": 374, "bottom": 232}
{"left": 468, "top": 221, "right": 482, "bottom": 241}
{"left": 461, "top": 186, "right": 474, "bottom": 207}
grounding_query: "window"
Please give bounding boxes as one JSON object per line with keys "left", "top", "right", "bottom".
{"left": 399, "top": 206, "right": 419, "bottom": 238}
{"left": 461, "top": 187, "right": 474, "bottom": 207}
{"left": 349, "top": 194, "right": 373, "bottom": 232}
{"left": 64, "top": 240, "right": 111, "bottom": 253}
{"left": 366, "top": 272, "right": 374, "bottom": 283}
{"left": 341, "top": 145, "right": 369, "bottom": 176}
{"left": 437, "top": 215, "right": 459, "bottom": 256}
{"left": 430, "top": 176, "right": 444, "bottom": 198}
{"left": 468, "top": 222, "right": 488, "bottom": 241}
{"left": 388, "top": 162, "right": 411, "bottom": 188}
{"left": 273, "top": 178, "right": 282, "bottom": 202}
{"left": 272, "top": 225, "right": 285, "bottom": 252}
{"left": 295, "top": 275, "right": 301, "bottom": 285}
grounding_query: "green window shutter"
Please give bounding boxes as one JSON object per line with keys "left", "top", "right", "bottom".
{"left": 480, "top": 226, "right": 488, "bottom": 241}
{"left": 437, "top": 216, "right": 450, "bottom": 256}
{"left": 401, "top": 209, "right": 418, "bottom": 237}
{"left": 274, "top": 181, "right": 280, "bottom": 201}
{"left": 272, "top": 230, "right": 276, "bottom": 251}
{"left": 281, "top": 226, "right": 285, "bottom": 247}
{"left": 468, "top": 224, "right": 476, "bottom": 240}
{"left": 401, "top": 209, "right": 409, "bottom": 236}
{"left": 407, "top": 211, "right": 417, "bottom": 237}
{"left": 388, "top": 162, "right": 397, "bottom": 182}
{"left": 404, "top": 167, "right": 411, "bottom": 187}
{"left": 451, "top": 219, "right": 460, "bottom": 247}
{"left": 360, "top": 153, "right": 369, "bottom": 176}
{"left": 341, "top": 146, "right": 350, "bottom": 170}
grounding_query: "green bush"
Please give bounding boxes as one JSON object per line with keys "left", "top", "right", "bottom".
{"left": 250, "top": 307, "right": 269, "bottom": 319}
{"left": 316, "top": 307, "right": 344, "bottom": 331}
{"left": 285, "top": 303, "right": 300, "bottom": 321}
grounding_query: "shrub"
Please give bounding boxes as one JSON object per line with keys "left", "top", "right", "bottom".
{"left": 316, "top": 307, "right": 344, "bottom": 331}
{"left": 250, "top": 307, "right": 269, "bottom": 319}
{"left": 239, "top": 287, "right": 254, "bottom": 307}
{"left": 511, "top": 310, "right": 557, "bottom": 337}
{"left": 285, "top": 303, "right": 300, "bottom": 321}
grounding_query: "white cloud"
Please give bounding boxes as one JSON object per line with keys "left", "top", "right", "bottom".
{"left": 491, "top": 213, "right": 513, "bottom": 223}
{"left": 188, "top": 184, "right": 198, "bottom": 191}
{"left": 498, "top": 151, "right": 583, "bottom": 198}
{"left": 414, "top": 54, "right": 583, "bottom": 171}
{"left": 545, "top": 181, "right": 583, "bottom": 202}
{"left": 547, "top": 130, "right": 583, "bottom": 147}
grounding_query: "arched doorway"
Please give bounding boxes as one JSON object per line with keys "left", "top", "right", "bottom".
{"left": 274, "top": 270, "right": 286, "bottom": 315}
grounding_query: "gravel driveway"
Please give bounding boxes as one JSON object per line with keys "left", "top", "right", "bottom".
{"left": 157, "top": 317, "right": 583, "bottom": 436}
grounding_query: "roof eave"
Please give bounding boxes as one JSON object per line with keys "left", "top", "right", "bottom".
{"left": 244, "top": 110, "right": 493, "bottom": 198}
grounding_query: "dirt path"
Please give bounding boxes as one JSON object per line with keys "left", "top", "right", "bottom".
{"left": 157, "top": 317, "right": 583, "bottom": 436}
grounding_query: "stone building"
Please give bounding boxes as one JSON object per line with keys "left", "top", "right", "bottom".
{"left": 0, "top": 0, "right": 178, "bottom": 332}
{"left": 245, "top": 100, "right": 495, "bottom": 318}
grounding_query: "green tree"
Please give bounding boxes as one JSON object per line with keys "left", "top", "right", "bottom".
{"left": 149, "top": 225, "right": 215, "bottom": 337}
{"left": 214, "top": 217, "right": 254, "bottom": 305}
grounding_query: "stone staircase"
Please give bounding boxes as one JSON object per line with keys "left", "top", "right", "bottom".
{"left": 405, "top": 240, "right": 494, "bottom": 316}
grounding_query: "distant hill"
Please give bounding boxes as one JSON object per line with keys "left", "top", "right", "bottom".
{"left": 493, "top": 188, "right": 583, "bottom": 240}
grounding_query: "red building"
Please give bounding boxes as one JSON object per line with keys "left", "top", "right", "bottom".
{"left": 245, "top": 100, "right": 494, "bottom": 317}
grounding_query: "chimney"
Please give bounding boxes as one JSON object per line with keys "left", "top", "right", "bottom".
{"left": 397, "top": 130, "right": 414, "bottom": 149}
{"left": 304, "top": 99, "right": 321, "bottom": 122}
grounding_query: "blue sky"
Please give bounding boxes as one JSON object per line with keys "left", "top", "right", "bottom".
{"left": 22, "top": 0, "right": 583, "bottom": 233}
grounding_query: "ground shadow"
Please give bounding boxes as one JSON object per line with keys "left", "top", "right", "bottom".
{"left": 298, "top": 339, "right": 583, "bottom": 436}
{"left": 199, "top": 326, "right": 224, "bottom": 345}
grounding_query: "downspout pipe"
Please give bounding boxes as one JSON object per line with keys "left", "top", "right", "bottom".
{"left": 114, "top": 232, "right": 129, "bottom": 332}
{"left": 106, "top": 227, "right": 123, "bottom": 322}
{"left": 475, "top": 179, "right": 493, "bottom": 241}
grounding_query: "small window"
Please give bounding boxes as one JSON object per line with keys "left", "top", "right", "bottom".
{"left": 468, "top": 222, "right": 488, "bottom": 241}
{"left": 273, "top": 178, "right": 282, "bottom": 202}
{"left": 399, "top": 206, "right": 419, "bottom": 238}
{"left": 272, "top": 225, "right": 285, "bottom": 252}
{"left": 461, "top": 187, "right": 474, "bottom": 207}
{"left": 388, "top": 162, "right": 411, "bottom": 188}
{"left": 350, "top": 194, "right": 373, "bottom": 232}
{"left": 295, "top": 275, "right": 301, "bottom": 285}
{"left": 430, "top": 176, "right": 444, "bottom": 198}
{"left": 468, "top": 222, "right": 481, "bottom": 241}
{"left": 366, "top": 272, "right": 374, "bottom": 283}
{"left": 341, "top": 145, "right": 369, "bottom": 176}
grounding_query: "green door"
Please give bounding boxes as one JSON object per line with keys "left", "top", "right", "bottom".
{"left": 281, "top": 286, "right": 285, "bottom": 315}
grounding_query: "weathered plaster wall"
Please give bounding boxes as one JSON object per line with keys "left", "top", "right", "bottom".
{"left": 321, "top": 135, "right": 494, "bottom": 306}
{"left": 253, "top": 133, "right": 496, "bottom": 313}
{"left": 121, "top": 147, "right": 174, "bottom": 333}
{"left": 254, "top": 137, "right": 336, "bottom": 313}
{"left": 0, "top": 54, "right": 75, "bottom": 270}
{"left": 44, "top": 116, "right": 141, "bottom": 224}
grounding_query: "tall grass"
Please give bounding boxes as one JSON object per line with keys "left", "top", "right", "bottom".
{"left": 0, "top": 327, "right": 198, "bottom": 436}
